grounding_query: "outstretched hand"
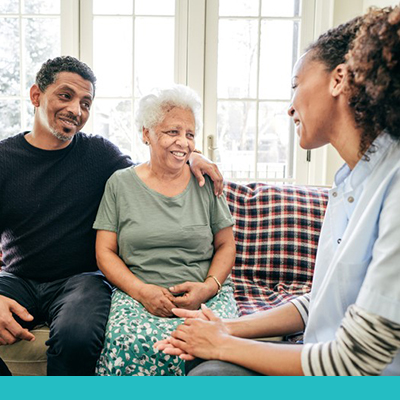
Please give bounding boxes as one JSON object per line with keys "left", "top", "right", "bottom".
{"left": 154, "top": 305, "right": 210, "bottom": 360}
{"left": 171, "top": 307, "right": 209, "bottom": 320}
{"left": 154, "top": 304, "right": 229, "bottom": 361}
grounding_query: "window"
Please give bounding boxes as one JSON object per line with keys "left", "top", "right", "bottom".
{"left": 204, "top": 0, "right": 314, "bottom": 183}
{"left": 80, "top": 0, "right": 177, "bottom": 162}
{"left": 0, "top": 0, "right": 61, "bottom": 140}
{"left": 0, "top": 0, "right": 317, "bottom": 183}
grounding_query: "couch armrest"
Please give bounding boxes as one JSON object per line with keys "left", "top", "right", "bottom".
{"left": 0, "top": 325, "right": 49, "bottom": 376}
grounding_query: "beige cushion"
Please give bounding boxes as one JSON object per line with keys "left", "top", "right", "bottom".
{"left": 0, "top": 325, "right": 49, "bottom": 376}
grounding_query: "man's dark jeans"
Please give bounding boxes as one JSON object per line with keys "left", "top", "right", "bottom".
{"left": 0, "top": 356, "right": 11, "bottom": 376}
{"left": 0, "top": 271, "right": 112, "bottom": 375}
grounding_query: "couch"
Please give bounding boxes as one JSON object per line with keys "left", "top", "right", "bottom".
{"left": 0, "top": 181, "right": 328, "bottom": 375}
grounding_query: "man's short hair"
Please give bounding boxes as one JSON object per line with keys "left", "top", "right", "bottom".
{"left": 35, "top": 56, "right": 96, "bottom": 96}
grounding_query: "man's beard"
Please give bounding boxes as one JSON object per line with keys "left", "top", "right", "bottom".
{"left": 50, "top": 128, "right": 74, "bottom": 142}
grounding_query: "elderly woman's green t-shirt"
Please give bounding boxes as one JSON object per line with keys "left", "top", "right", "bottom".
{"left": 93, "top": 167, "right": 234, "bottom": 288}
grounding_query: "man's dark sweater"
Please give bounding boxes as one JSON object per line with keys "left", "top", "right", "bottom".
{"left": 0, "top": 132, "right": 133, "bottom": 282}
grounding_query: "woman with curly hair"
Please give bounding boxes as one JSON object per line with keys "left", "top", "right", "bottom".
{"left": 155, "top": 5, "right": 400, "bottom": 376}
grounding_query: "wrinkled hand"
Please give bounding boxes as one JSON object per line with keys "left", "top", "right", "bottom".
{"left": 0, "top": 295, "right": 35, "bottom": 345}
{"left": 169, "top": 281, "right": 216, "bottom": 310}
{"left": 168, "top": 304, "right": 229, "bottom": 360}
{"left": 188, "top": 153, "right": 224, "bottom": 197}
{"left": 137, "top": 284, "right": 177, "bottom": 317}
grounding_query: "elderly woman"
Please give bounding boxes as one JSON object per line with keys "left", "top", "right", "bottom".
{"left": 157, "top": 6, "right": 400, "bottom": 376}
{"left": 93, "top": 85, "right": 238, "bottom": 376}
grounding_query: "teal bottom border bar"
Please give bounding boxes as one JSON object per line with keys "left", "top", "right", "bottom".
{"left": 1, "top": 376, "right": 399, "bottom": 400}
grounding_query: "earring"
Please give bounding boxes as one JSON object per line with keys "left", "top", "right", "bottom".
{"left": 145, "top": 141, "right": 150, "bottom": 146}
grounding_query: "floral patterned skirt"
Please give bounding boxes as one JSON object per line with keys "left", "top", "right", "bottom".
{"left": 96, "top": 285, "right": 238, "bottom": 376}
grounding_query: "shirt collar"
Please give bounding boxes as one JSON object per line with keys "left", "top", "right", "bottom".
{"left": 334, "top": 132, "right": 395, "bottom": 191}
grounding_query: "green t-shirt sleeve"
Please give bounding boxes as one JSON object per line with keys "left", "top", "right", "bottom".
{"left": 207, "top": 179, "right": 234, "bottom": 235}
{"left": 93, "top": 175, "right": 118, "bottom": 233}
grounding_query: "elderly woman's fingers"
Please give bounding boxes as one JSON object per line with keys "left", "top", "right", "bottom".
{"left": 169, "top": 282, "right": 191, "bottom": 295}
{"left": 161, "top": 287, "right": 178, "bottom": 302}
{"left": 172, "top": 296, "right": 195, "bottom": 309}
{"left": 159, "top": 297, "right": 177, "bottom": 317}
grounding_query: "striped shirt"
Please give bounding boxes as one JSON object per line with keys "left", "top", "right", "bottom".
{"left": 291, "top": 295, "right": 400, "bottom": 375}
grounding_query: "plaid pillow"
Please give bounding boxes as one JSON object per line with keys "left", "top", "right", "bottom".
{"left": 224, "top": 181, "right": 328, "bottom": 316}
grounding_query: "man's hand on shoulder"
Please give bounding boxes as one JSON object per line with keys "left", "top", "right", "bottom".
{"left": 0, "top": 295, "right": 35, "bottom": 345}
{"left": 188, "top": 152, "right": 224, "bottom": 197}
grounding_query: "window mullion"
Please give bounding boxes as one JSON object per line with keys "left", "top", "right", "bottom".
{"left": 203, "top": 0, "right": 219, "bottom": 158}
{"left": 186, "top": 0, "right": 206, "bottom": 147}
{"left": 60, "top": 0, "right": 80, "bottom": 58}
{"left": 19, "top": 0, "right": 26, "bottom": 132}
{"left": 175, "top": 0, "right": 189, "bottom": 85}
{"left": 254, "top": 1, "right": 262, "bottom": 181}
{"left": 79, "top": 0, "right": 94, "bottom": 133}
{"left": 293, "top": 0, "right": 317, "bottom": 185}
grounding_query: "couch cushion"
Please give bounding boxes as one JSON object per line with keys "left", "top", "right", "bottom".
{"left": 0, "top": 325, "right": 49, "bottom": 376}
{"left": 224, "top": 182, "right": 328, "bottom": 316}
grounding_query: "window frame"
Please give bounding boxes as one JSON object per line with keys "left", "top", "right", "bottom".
{"left": 77, "top": 0, "right": 336, "bottom": 185}
{"left": 1, "top": 0, "right": 336, "bottom": 185}
{"left": 202, "top": 0, "right": 325, "bottom": 185}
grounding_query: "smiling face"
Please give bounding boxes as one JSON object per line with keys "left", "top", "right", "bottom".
{"left": 31, "top": 71, "right": 94, "bottom": 142}
{"left": 288, "top": 52, "right": 336, "bottom": 150}
{"left": 144, "top": 107, "right": 196, "bottom": 174}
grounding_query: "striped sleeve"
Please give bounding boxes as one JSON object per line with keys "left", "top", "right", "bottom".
{"left": 290, "top": 294, "right": 311, "bottom": 326}
{"left": 301, "top": 304, "right": 400, "bottom": 376}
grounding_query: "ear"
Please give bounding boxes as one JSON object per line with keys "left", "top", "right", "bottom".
{"left": 30, "top": 84, "right": 41, "bottom": 107}
{"left": 142, "top": 127, "right": 150, "bottom": 144}
{"left": 330, "top": 63, "right": 348, "bottom": 97}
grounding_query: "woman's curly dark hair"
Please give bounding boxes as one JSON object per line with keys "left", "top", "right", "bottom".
{"left": 306, "top": 16, "right": 363, "bottom": 72}
{"left": 346, "top": 6, "right": 400, "bottom": 155}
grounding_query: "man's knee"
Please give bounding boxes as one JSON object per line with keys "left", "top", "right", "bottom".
{"left": 49, "top": 276, "right": 111, "bottom": 345}
{"left": 46, "top": 309, "right": 108, "bottom": 375}
{"left": 45, "top": 275, "right": 112, "bottom": 375}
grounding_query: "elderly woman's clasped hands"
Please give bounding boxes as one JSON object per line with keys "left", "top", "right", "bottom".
{"left": 138, "top": 282, "right": 222, "bottom": 318}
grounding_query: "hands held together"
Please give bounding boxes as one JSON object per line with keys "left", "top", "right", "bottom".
{"left": 154, "top": 304, "right": 230, "bottom": 361}
{"left": 138, "top": 280, "right": 220, "bottom": 318}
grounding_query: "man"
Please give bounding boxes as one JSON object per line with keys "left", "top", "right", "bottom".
{"left": 0, "top": 56, "right": 223, "bottom": 375}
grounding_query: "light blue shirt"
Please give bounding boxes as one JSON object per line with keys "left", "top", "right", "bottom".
{"left": 304, "top": 132, "right": 400, "bottom": 375}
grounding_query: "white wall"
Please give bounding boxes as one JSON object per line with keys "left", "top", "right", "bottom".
{"left": 363, "top": 0, "right": 399, "bottom": 9}
{"left": 333, "top": 0, "right": 364, "bottom": 26}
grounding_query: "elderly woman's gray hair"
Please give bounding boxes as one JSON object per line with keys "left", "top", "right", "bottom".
{"left": 135, "top": 84, "right": 202, "bottom": 135}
